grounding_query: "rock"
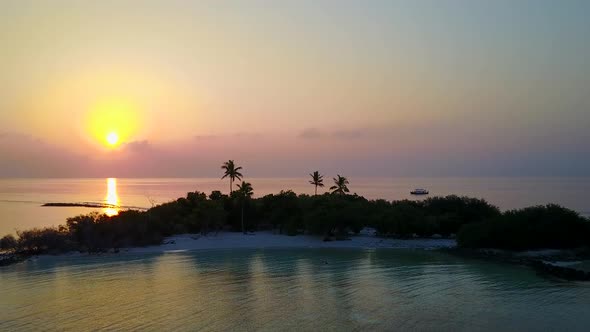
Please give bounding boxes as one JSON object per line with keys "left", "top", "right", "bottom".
{"left": 531, "top": 260, "right": 590, "bottom": 281}
{"left": 359, "top": 227, "right": 377, "bottom": 236}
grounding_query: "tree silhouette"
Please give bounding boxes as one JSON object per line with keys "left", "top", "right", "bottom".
{"left": 330, "top": 175, "right": 350, "bottom": 195}
{"left": 236, "top": 181, "right": 254, "bottom": 234}
{"left": 221, "top": 160, "right": 243, "bottom": 194}
{"left": 309, "top": 171, "right": 325, "bottom": 195}
{"left": 0, "top": 234, "right": 17, "bottom": 251}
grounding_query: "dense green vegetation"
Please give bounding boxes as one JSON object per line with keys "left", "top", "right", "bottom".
{"left": 457, "top": 204, "right": 590, "bottom": 250}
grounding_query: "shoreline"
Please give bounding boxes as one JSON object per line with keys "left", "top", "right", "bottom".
{"left": 6, "top": 233, "right": 590, "bottom": 281}
{"left": 1, "top": 232, "right": 458, "bottom": 266}
{"left": 444, "top": 247, "right": 590, "bottom": 281}
{"left": 127, "top": 231, "right": 457, "bottom": 254}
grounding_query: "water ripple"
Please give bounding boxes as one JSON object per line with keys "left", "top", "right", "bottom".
{"left": 2, "top": 248, "right": 590, "bottom": 331}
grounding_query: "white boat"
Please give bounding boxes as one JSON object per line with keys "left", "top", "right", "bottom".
{"left": 410, "top": 188, "right": 429, "bottom": 195}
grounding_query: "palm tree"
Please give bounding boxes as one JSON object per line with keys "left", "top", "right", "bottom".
{"left": 309, "top": 171, "right": 325, "bottom": 195}
{"left": 236, "top": 181, "right": 254, "bottom": 234}
{"left": 221, "top": 160, "right": 243, "bottom": 194}
{"left": 330, "top": 175, "right": 350, "bottom": 195}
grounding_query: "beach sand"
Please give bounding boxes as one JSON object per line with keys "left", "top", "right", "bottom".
{"left": 24, "top": 231, "right": 456, "bottom": 264}
{"left": 126, "top": 231, "right": 456, "bottom": 254}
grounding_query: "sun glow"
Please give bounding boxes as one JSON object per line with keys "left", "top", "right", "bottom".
{"left": 106, "top": 132, "right": 119, "bottom": 146}
{"left": 87, "top": 98, "right": 140, "bottom": 148}
{"left": 104, "top": 178, "right": 120, "bottom": 217}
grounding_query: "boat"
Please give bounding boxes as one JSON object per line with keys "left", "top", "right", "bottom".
{"left": 410, "top": 188, "right": 429, "bottom": 195}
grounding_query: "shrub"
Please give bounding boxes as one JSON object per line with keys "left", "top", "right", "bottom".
{"left": 423, "top": 195, "right": 500, "bottom": 234}
{"left": 0, "top": 234, "right": 18, "bottom": 251}
{"left": 457, "top": 204, "right": 590, "bottom": 250}
{"left": 16, "top": 227, "right": 73, "bottom": 254}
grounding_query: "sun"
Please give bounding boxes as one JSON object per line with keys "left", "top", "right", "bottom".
{"left": 106, "top": 132, "right": 119, "bottom": 146}
{"left": 87, "top": 97, "right": 140, "bottom": 148}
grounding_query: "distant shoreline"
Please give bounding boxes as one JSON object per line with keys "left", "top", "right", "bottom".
{"left": 41, "top": 202, "right": 148, "bottom": 210}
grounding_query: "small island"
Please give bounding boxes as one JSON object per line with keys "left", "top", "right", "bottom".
{"left": 2, "top": 163, "right": 590, "bottom": 279}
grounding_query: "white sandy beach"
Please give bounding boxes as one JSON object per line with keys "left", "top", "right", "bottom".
{"left": 21, "top": 231, "right": 456, "bottom": 263}
{"left": 126, "top": 231, "right": 457, "bottom": 254}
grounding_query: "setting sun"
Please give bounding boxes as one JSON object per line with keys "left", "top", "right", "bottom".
{"left": 106, "top": 132, "right": 119, "bottom": 146}
{"left": 86, "top": 97, "right": 140, "bottom": 148}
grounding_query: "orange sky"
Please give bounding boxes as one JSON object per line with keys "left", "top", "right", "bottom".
{"left": 1, "top": 1, "right": 589, "bottom": 177}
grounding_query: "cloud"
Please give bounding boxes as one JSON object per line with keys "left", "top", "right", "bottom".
{"left": 194, "top": 135, "right": 218, "bottom": 141}
{"left": 332, "top": 129, "right": 364, "bottom": 139}
{"left": 193, "top": 132, "right": 262, "bottom": 141}
{"left": 298, "top": 128, "right": 367, "bottom": 140}
{"left": 122, "top": 140, "right": 153, "bottom": 153}
{"left": 233, "top": 132, "right": 262, "bottom": 138}
{"left": 0, "top": 133, "right": 90, "bottom": 177}
{"left": 0, "top": 129, "right": 589, "bottom": 178}
{"left": 298, "top": 128, "right": 324, "bottom": 139}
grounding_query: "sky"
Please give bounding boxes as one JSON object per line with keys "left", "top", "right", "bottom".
{"left": 1, "top": 0, "right": 589, "bottom": 177}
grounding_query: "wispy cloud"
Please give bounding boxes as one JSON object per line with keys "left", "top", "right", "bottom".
{"left": 123, "top": 140, "right": 153, "bottom": 153}
{"left": 1, "top": 130, "right": 589, "bottom": 177}
{"left": 194, "top": 135, "right": 218, "bottom": 141}
{"left": 298, "top": 128, "right": 323, "bottom": 139}
{"left": 332, "top": 129, "right": 364, "bottom": 139}
{"left": 298, "top": 128, "right": 368, "bottom": 140}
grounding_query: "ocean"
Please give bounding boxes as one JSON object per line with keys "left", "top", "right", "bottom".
{"left": 2, "top": 248, "right": 590, "bottom": 331}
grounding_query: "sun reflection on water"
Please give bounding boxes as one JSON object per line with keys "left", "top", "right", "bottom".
{"left": 104, "top": 178, "right": 120, "bottom": 216}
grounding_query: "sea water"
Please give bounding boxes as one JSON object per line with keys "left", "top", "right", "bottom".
{"left": 1, "top": 248, "right": 589, "bottom": 331}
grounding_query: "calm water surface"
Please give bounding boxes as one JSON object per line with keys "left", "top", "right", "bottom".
{"left": 0, "top": 177, "right": 589, "bottom": 235}
{"left": 1, "top": 248, "right": 589, "bottom": 331}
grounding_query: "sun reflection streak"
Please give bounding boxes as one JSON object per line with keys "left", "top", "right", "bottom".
{"left": 104, "top": 178, "right": 120, "bottom": 216}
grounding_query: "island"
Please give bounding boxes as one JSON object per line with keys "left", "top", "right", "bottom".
{"left": 2, "top": 189, "right": 590, "bottom": 280}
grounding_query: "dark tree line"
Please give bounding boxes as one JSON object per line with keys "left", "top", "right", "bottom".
{"left": 3, "top": 190, "right": 586, "bottom": 256}
{"left": 457, "top": 204, "right": 590, "bottom": 250}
